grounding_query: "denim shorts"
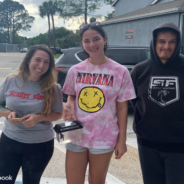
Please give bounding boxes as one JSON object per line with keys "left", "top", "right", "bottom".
{"left": 65, "top": 142, "right": 115, "bottom": 154}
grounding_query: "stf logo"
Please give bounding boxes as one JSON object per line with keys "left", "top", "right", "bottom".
{"left": 148, "top": 76, "right": 179, "bottom": 107}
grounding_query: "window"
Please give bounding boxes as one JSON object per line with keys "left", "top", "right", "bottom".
{"left": 106, "top": 49, "right": 140, "bottom": 65}
{"left": 76, "top": 51, "right": 88, "bottom": 61}
{"left": 144, "top": 49, "right": 151, "bottom": 59}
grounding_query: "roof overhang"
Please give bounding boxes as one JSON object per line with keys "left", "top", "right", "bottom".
{"left": 112, "top": 0, "right": 119, "bottom": 7}
{"left": 102, "top": 7, "right": 184, "bottom": 25}
{"left": 149, "top": 0, "right": 160, "bottom": 6}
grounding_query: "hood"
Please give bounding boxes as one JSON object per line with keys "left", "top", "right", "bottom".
{"left": 150, "top": 22, "right": 181, "bottom": 66}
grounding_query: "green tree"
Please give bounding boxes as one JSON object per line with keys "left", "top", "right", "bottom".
{"left": 56, "top": 32, "right": 80, "bottom": 48}
{"left": 39, "top": 1, "right": 51, "bottom": 47}
{"left": 0, "top": 31, "right": 8, "bottom": 43}
{"left": 90, "top": 17, "right": 96, "bottom": 23}
{"left": 0, "top": 2, "right": 4, "bottom": 32}
{"left": 53, "top": 27, "right": 73, "bottom": 42}
{"left": 14, "top": 33, "right": 23, "bottom": 44}
{"left": 0, "top": 0, "right": 12, "bottom": 43}
{"left": 66, "top": 32, "right": 80, "bottom": 47}
{"left": 60, "top": 0, "right": 114, "bottom": 24}
{"left": 27, "top": 33, "right": 47, "bottom": 47}
{"left": 0, "top": 0, "right": 34, "bottom": 44}
{"left": 39, "top": 0, "right": 60, "bottom": 52}
{"left": 26, "top": 26, "right": 74, "bottom": 48}
{"left": 105, "top": 10, "right": 115, "bottom": 20}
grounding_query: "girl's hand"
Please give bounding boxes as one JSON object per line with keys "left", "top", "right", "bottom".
{"left": 21, "top": 114, "right": 42, "bottom": 128}
{"left": 115, "top": 141, "right": 127, "bottom": 159}
{"left": 8, "top": 111, "right": 20, "bottom": 125}
{"left": 63, "top": 103, "right": 76, "bottom": 121}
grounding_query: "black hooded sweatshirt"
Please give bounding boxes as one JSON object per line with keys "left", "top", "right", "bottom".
{"left": 131, "top": 22, "right": 184, "bottom": 152}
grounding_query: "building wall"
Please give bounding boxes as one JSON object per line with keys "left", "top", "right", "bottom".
{"left": 103, "top": 13, "right": 179, "bottom": 46}
{"left": 115, "top": 0, "right": 153, "bottom": 16}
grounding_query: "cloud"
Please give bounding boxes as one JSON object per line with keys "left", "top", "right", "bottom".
{"left": 19, "top": 0, "right": 42, "bottom": 16}
{"left": 19, "top": 0, "right": 45, "bottom": 9}
{"left": 1, "top": 0, "right": 114, "bottom": 37}
{"left": 93, "top": 4, "right": 114, "bottom": 17}
{"left": 18, "top": 0, "right": 114, "bottom": 16}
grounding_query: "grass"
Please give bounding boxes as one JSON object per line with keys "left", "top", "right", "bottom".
{"left": 54, "top": 54, "right": 62, "bottom": 59}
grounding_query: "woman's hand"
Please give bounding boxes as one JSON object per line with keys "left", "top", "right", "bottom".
{"left": 63, "top": 103, "right": 76, "bottom": 121}
{"left": 21, "top": 114, "right": 42, "bottom": 128}
{"left": 114, "top": 141, "right": 127, "bottom": 159}
{"left": 8, "top": 111, "right": 21, "bottom": 124}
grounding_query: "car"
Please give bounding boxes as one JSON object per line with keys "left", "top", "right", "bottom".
{"left": 55, "top": 45, "right": 150, "bottom": 102}
{"left": 50, "top": 47, "right": 63, "bottom": 54}
{"left": 20, "top": 48, "right": 28, "bottom": 52}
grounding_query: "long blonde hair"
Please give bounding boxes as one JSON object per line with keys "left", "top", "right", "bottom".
{"left": 8, "top": 45, "right": 57, "bottom": 115}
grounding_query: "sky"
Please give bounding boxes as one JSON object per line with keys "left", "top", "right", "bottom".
{"left": 0, "top": 0, "right": 114, "bottom": 38}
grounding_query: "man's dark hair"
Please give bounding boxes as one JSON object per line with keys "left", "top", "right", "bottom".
{"left": 154, "top": 28, "right": 179, "bottom": 43}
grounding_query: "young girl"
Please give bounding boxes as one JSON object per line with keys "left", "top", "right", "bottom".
{"left": 62, "top": 22, "right": 136, "bottom": 184}
{"left": 0, "top": 45, "right": 63, "bottom": 184}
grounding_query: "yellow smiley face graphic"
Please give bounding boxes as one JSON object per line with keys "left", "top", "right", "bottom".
{"left": 78, "top": 87, "right": 105, "bottom": 113}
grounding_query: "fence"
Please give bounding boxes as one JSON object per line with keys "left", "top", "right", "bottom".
{"left": 0, "top": 43, "right": 18, "bottom": 52}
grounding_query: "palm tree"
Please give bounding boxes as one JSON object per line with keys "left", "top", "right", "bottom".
{"left": 158, "top": 90, "right": 170, "bottom": 104}
{"left": 48, "top": 0, "right": 58, "bottom": 53}
{"left": 39, "top": 2, "right": 51, "bottom": 47}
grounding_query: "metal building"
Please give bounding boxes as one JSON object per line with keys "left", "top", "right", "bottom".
{"left": 0, "top": 43, "right": 18, "bottom": 52}
{"left": 102, "top": 0, "right": 184, "bottom": 51}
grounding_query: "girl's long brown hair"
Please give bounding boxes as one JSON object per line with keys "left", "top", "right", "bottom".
{"left": 8, "top": 45, "right": 57, "bottom": 115}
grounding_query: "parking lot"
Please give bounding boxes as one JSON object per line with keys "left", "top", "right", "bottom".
{"left": 0, "top": 53, "right": 143, "bottom": 184}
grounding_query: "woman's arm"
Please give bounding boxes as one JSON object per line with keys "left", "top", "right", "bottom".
{"left": 115, "top": 100, "right": 128, "bottom": 159}
{"left": 63, "top": 95, "right": 76, "bottom": 121}
{"left": 40, "top": 111, "right": 63, "bottom": 122}
{"left": 21, "top": 111, "right": 63, "bottom": 128}
{"left": 0, "top": 104, "right": 21, "bottom": 125}
{"left": 0, "top": 103, "right": 11, "bottom": 118}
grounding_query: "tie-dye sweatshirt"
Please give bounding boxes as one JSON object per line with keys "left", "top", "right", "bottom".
{"left": 62, "top": 59, "right": 136, "bottom": 149}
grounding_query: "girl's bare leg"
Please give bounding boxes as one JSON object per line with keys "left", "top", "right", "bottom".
{"left": 88, "top": 151, "right": 113, "bottom": 184}
{"left": 65, "top": 149, "right": 88, "bottom": 184}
